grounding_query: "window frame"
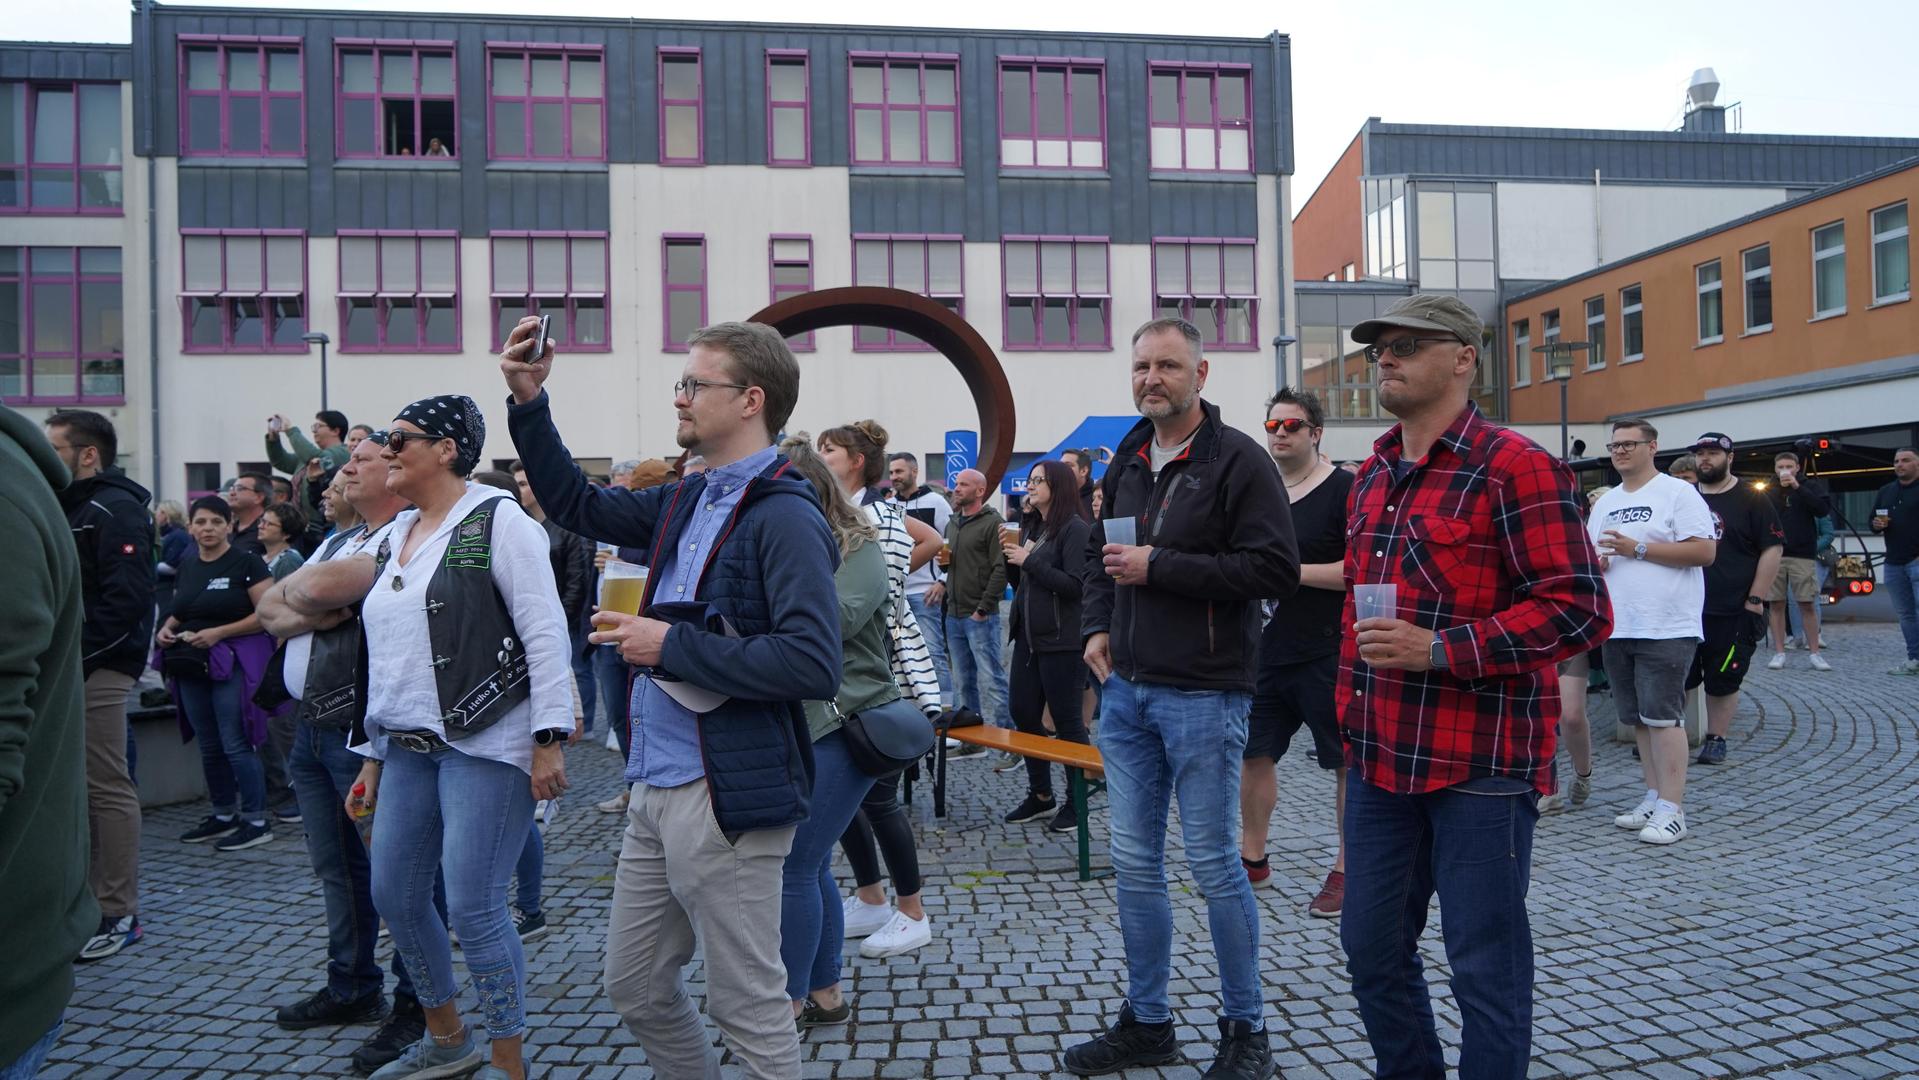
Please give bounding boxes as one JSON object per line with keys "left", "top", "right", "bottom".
{"left": 1146, "top": 61, "right": 1254, "bottom": 175}
{"left": 1620, "top": 283, "right": 1644, "bottom": 362}
{"left": 996, "top": 57, "right": 1106, "bottom": 172}
{"left": 0, "top": 246, "right": 126, "bottom": 405}
{"left": 1811, "top": 221, "right": 1846, "bottom": 319}
{"left": 1149, "top": 237, "right": 1259, "bottom": 351}
{"left": 333, "top": 40, "right": 458, "bottom": 160}
{"left": 661, "top": 234, "right": 707, "bottom": 353}
{"left": 1871, "top": 201, "right": 1910, "bottom": 304}
{"left": 1741, "top": 243, "right": 1773, "bottom": 334}
{"left": 485, "top": 42, "right": 607, "bottom": 162}
{"left": 764, "top": 50, "right": 811, "bottom": 167}
{"left": 336, "top": 229, "right": 462, "bottom": 354}
{"left": 657, "top": 47, "right": 704, "bottom": 166}
{"left": 177, "top": 36, "right": 305, "bottom": 159}
{"left": 178, "top": 228, "right": 309, "bottom": 355}
{"left": 1509, "top": 319, "right": 1530, "bottom": 389}
{"left": 851, "top": 233, "right": 965, "bottom": 352}
{"left": 1696, "top": 259, "right": 1724, "bottom": 344}
{"left": 1000, "top": 235, "right": 1112, "bottom": 351}
{"left": 1582, "top": 296, "right": 1606, "bottom": 369}
{"left": 488, "top": 231, "right": 611, "bottom": 353}
{"left": 768, "top": 234, "right": 815, "bottom": 351}
{"left": 0, "top": 80, "right": 125, "bottom": 215}
{"left": 848, "top": 53, "right": 962, "bottom": 168}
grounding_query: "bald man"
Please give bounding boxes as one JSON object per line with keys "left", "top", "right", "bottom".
{"left": 941, "top": 468, "right": 1010, "bottom": 733}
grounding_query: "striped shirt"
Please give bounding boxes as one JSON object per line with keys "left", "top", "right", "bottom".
{"left": 863, "top": 490, "right": 942, "bottom": 713}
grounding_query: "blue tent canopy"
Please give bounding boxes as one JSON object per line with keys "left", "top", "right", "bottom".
{"left": 1001, "top": 415, "right": 1140, "bottom": 495}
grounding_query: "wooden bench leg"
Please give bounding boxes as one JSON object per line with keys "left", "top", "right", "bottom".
{"left": 1070, "top": 766, "right": 1090, "bottom": 881}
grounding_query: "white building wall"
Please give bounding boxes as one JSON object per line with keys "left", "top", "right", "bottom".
{"left": 1495, "top": 181, "right": 1791, "bottom": 282}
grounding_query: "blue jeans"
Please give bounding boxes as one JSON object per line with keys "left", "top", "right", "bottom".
{"left": 0, "top": 1016, "right": 59, "bottom": 1080}
{"left": 177, "top": 672, "right": 266, "bottom": 820}
{"left": 1341, "top": 771, "right": 1539, "bottom": 1080}
{"left": 778, "top": 730, "right": 876, "bottom": 1001}
{"left": 908, "top": 593, "right": 952, "bottom": 704}
{"left": 515, "top": 823, "right": 543, "bottom": 915}
{"left": 1886, "top": 559, "right": 1919, "bottom": 661}
{"left": 371, "top": 745, "right": 536, "bottom": 1039}
{"left": 592, "top": 645, "right": 633, "bottom": 761}
{"left": 1098, "top": 675, "right": 1261, "bottom": 1024}
{"left": 945, "top": 610, "right": 1010, "bottom": 728}
{"left": 570, "top": 627, "right": 597, "bottom": 732}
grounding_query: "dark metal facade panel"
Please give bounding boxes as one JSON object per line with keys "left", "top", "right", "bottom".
{"left": 324, "top": 169, "right": 465, "bottom": 231}
{"left": 176, "top": 166, "right": 309, "bottom": 230}
{"left": 0, "top": 42, "right": 133, "bottom": 81}
{"left": 483, "top": 171, "right": 611, "bottom": 232}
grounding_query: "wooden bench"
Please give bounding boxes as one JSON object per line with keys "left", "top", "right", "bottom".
{"left": 931, "top": 726, "right": 1109, "bottom": 881}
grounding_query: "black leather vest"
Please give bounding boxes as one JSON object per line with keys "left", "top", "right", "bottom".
{"left": 297, "top": 525, "right": 371, "bottom": 732}
{"left": 424, "top": 497, "right": 530, "bottom": 741}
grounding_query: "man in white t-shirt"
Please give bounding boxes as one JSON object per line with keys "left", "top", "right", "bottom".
{"left": 1587, "top": 419, "right": 1718, "bottom": 845}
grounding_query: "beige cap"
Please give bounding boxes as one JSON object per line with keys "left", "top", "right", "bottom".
{"left": 1350, "top": 293, "right": 1485, "bottom": 347}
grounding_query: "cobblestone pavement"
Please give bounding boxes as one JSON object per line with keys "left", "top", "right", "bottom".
{"left": 46, "top": 624, "right": 1919, "bottom": 1079}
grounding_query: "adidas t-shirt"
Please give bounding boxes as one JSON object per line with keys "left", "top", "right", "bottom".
{"left": 1588, "top": 473, "right": 1716, "bottom": 641}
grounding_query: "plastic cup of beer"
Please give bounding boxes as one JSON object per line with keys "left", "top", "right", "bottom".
{"left": 600, "top": 561, "right": 648, "bottom": 617}
{"left": 1000, "top": 523, "right": 1021, "bottom": 548}
{"left": 938, "top": 542, "right": 952, "bottom": 568}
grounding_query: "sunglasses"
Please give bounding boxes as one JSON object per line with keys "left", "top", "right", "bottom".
{"left": 1263, "top": 417, "right": 1314, "bottom": 434}
{"left": 372, "top": 429, "right": 448, "bottom": 453}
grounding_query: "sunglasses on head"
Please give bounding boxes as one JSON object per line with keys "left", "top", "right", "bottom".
{"left": 1263, "top": 417, "right": 1313, "bottom": 434}
{"left": 371, "top": 429, "right": 447, "bottom": 453}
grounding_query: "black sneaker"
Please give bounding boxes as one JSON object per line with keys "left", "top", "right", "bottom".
{"left": 1697, "top": 734, "right": 1728, "bottom": 765}
{"left": 796, "top": 994, "right": 850, "bottom": 1030}
{"left": 1201, "top": 1018, "right": 1276, "bottom": 1079}
{"left": 77, "top": 914, "right": 142, "bottom": 962}
{"left": 180, "top": 814, "right": 240, "bottom": 844}
{"left": 513, "top": 907, "right": 548, "bottom": 941}
{"left": 1047, "top": 798, "right": 1080, "bottom": 833}
{"left": 352, "top": 995, "right": 424, "bottom": 1075}
{"left": 276, "top": 987, "right": 387, "bottom": 1031}
{"left": 1063, "top": 1003, "right": 1180, "bottom": 1076}
{"left": 1005, "top": 792, "right": 1056, "bottom": 824}
{"left": 273, "top": 803, "right": 303, "bottom": 825}
{"left": 215, "top": 820, "right": 274, "bottom": 852}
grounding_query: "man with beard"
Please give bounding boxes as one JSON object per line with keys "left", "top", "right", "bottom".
{"left": 1686, "top": 433, "right": 1783, "bottom": 764}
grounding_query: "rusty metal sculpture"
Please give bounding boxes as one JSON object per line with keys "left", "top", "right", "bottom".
{"left": 749, "top": 286, "right": 1017, "bottom": 490}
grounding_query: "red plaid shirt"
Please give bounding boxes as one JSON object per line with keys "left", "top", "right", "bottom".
{"left": 1337, "top": 402, "right": 1612, "bottom": 796}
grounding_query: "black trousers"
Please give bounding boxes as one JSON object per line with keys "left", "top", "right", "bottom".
{"left": 1008, "top": 640, "right": 1091, "bottom": 797}
{"left": 839, "top": 770, "right": 922, "bottom": 897}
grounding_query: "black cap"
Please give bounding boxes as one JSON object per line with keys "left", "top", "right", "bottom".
{"left": 1690, "top": 432, "right": 1734, "bottom": 453}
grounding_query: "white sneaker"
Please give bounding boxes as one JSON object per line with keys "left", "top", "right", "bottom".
{"left": 1637, "top": 807, "right": 1688, "bottom": 845}
{"left": 858, "top": 910, "right": 932, "bottom": 958}
{"left": 1614, "top": 794, "right": 1658, "bottom": 830}
{"left": 1783, "top": 636, "right": 1801, "bottom": 651}
{"left": 841, "top": 895, "right": 893, "bottom": 939}
{"left": 1766, "top": 652, "right": 1786, "bottom": 670}
{"left": 1538, "top": 788, "right": 1566, "bottom": 814}
{"left": 1809, "top": 654, "right": 1832, "bottom": 672}
{"left": 1889, "top": 659, "right": 1919, "bottom": 676}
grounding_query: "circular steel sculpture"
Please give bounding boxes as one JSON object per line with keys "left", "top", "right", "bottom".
{"left": 749, "top": 286, "right": 1017, "bottom": 490}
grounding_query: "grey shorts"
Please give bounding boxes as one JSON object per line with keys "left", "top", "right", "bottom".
{"left": 1601, "top": 637, "right": 1695, "bottom": 729}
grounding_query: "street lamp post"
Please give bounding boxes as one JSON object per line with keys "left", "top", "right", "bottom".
{"left": 1532, "top": 340, "right": 1592, "bottom": 459}
{"left": 300, "top": 331, "right": 331, "bottom": 411}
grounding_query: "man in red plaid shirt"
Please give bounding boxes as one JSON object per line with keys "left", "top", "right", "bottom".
{"left": 1337, "top": 294, "right": 1612, "bottom": 1079}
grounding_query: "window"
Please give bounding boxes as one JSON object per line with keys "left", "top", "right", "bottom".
{"left": 338, "top": 232, "right": 459, "bottom": 352}
{"left": 658, "top": 49, "right": 702, "bottom": 165}
{"left": 491, "top": 233, "right": 608, "bottom": 351}
{"left": 1541, "top": 309, "right": 1560, "bottom": 360}
{"left": 769, "top": 236, "right": 813, "bottom": 351}
{"left": 850, "top": 55, "right": 959, "bottom": 166}
{"left": 998, "top": 59, "right": 1104, "bottom": 170}
{"left": 1148, "top": 63, "right": 1251, "bottom": 173}
{"left": 1696, "top": 260, "right": 1724, "bottom": 343}
{"left": 765, "top": 52, "right": 809, "bottom": 166}
{"left": 1621, "top": 284, "right": 1644, "bottom": 361}
{"left": 1510, "top": 319, "right": 1529, "bottom": 388}
{"left": 1742, "top": 244, "right": 1773, "bottom": 333}
{"left": 488, "top": 45, "right": 604, "bottom": 161}
{"left": 180, "top": 230, "right": 306, "bottom": 353}
{"left": 1002, "top": 237, "right": 1110, "bottom": 350}
{"left": 1364, "top": 178, "right": 1408, "bottom": 279}
{"left": 1812, "top": 222, "right": 1845, "bottom": 317}
{"left": 0, "top": 246, "right": 123, "bottom": 403}
{"left": 337, "top": 43, "right": 457, "bottom": 158}
{"left": 1343, "top": 263, "right": 1356, "bottom": 282}
{"left": 180, "top": 38, "right": 303, "bottom": 157}
{"left": 1584, "top": 297, "right": 1606, "bottom": 368}
{"left": 1299, "top": 324, "right": 1375, "bottom": 420}
{"left": 662, "top": 235, "right": 705, "bottom": 350}
{"left": 1151, "top": 239, "right": 1257, "bottom": 349}
{"left": 852, "top": 235, "right": 963, "bottom": 350}
{"left": 1413, "top": 187, "right": 1495, "bottom": 291}
{"left": 1872, "top": 202, "right": 1910, "bottom": 303}
{"left": 184, "top": 462, "right": 223, "bottom": 501}
{"left": 0, "top": 82, "right": 123, "bottom": 213}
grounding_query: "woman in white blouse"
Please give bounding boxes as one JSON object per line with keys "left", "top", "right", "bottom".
{"left": 344, "top": 395, "right": 572, "bottom": 1080}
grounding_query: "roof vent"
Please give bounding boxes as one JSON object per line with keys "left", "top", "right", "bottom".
{"left": 1686, "top": 68, "right": 1720, "bottom": 108}
{"left": 1681, "top": 68, "right": 1727, "bottom": 133}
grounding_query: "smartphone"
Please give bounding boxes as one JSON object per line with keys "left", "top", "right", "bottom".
{"left": 268, "top": 415, "right": 283, "bottom": 433}
{"left": 534, "top": 313, "right": 552, "bottom": 356}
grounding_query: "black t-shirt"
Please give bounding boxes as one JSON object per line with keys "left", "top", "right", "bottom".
{"left": 1259, "top": 467, "right": 1353, "bottom": 664}
{"left": 170, "top": 546, "right": 272, "bottom": 633}
{"left": 1766, "top": 478, "right": 1830, "bottom": 558}
{"left": 230, "top": 515, "right": 266, "bottom": 560}
{"left": 1876, "top": 479, "right": 1919, "bottom": 565}
{"left": 1698, "top": 483, "right": 1784, "bottom": 615}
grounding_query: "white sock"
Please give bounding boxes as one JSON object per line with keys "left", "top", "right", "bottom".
{"left": 1654, "top": 799, "right": 1680, "bottom": 818}
{"left": 214, "top": 813, "right": 235, "bottom": 821}
{"left": 1638, "top": 789, "right": 1659, "bottom": 811}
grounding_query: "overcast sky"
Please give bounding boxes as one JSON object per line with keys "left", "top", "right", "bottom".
{"left": 6, "top": 0, "right": 1916, "bottom": 207}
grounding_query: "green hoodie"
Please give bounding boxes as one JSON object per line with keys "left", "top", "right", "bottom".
{"left": 0, "top": 405, "right": 97, "bottom": 1064}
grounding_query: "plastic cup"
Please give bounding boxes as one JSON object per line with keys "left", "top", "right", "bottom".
{"left": 600, "top": 561, "right": 648, "bottom": 616}
{"left": 1000, "top": 523, "right": 1021, "bottom": 548}
{"left": 1105, "top": 517, "right": 1138, "bottom": 547}
{"left": 1354, "top": 583, "right": 1399, "bottom": 622}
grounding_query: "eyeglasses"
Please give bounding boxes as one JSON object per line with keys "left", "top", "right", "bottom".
{"left": 1263, "top": 417, "right": 1314, "bottom": 434}
{"left": 1363, "top": 336, "right": 1459, "bottom": 363}
{"left": 374, "top": 429, "right": 447, "bottom": 453}
{"left": 1605, "top": 440, "right": 1649, "bottom": 453}
{"left": 673, "top": 377, "right": 752, "bottom": 401}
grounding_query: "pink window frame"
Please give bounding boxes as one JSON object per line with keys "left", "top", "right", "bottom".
{"left": 764, "top": 50, "right": 811, "bottom": 167}
{"left": 661, "top": 234, "right": 707, "bottom": 352}
{"left": 0, "top": 81, "right": 125, "bottom": 216}
{"left": 177, "top": 35, "right": 306, "bottom": 158}
{"left": 657, "top": 47, "right": 704, "bottom": 166}
{"left": 848, "top": 52, "right": 961, "bottom": 167}
{"left": 333, "top": 40, "right": 458, "bottom": 159}
{"left": 1147, "top": 61, "right": 1254, "bottom": 174}
{"left": 769, "top": 234, "right": 815, "bottom": 351}
{"left": 335, "top": 230, "right": 462, "bottom": 354}
{"left": 1000, "top": 235, "right": 1112, "bottom": 351}
{"left": 995, "top": 57, "right": 1107, "bottom": 172}
{"left": 0, "top": 246, "right": 125, "bottom": 405}
{"left": 488, "top": 231, "right": 612, "bottom": 353}
{"left": 178, "top": 228, "right": 309, "bottom": 355}
{"left": 851, "top": 233, "right": 965, "bottom": 352}
{"left": 1150, "top": 237, "right": 1259, "bottom": 351}
{"left": 485, "top": 42, "right": 606, "bottom": 162}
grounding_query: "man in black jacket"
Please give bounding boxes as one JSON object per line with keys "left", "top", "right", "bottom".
{"left": 1763, "top": 450, "right": 1833, "bottom": 670}
{"left": 1069, "top": 317, "right": 1299, "bottom": 1079}
{"left": 513, "top": 460, "right": 597, "bottom": 728}
{"left": 43, "top": 410, "right": 152, "bottom": 963}
{"left": 1062, "top": 447, "right": 1098, "bottom": 519}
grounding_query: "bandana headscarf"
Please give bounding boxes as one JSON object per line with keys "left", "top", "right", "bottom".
{"left": 393, "top": 394, "right": 485, "bottom": 476}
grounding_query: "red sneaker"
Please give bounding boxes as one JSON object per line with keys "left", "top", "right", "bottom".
{"left": 1308, "top": 870, "right": 1344, "bottom": 918}
{"left": 1242, "top": 855, "right": 1273, "bottom": 888}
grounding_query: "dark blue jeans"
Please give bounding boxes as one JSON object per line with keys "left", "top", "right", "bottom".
{"left": 177, "top": 672, "right": 266, "bottom": 820}
{"left": 570, "top": 626, "right": 597, "bottom": 732}
{"left": 778, "top": 730, "right": 875, "bottom": 1000}
{"left": 515, "top": 823, "right": 542, "bottom": 915}
{"left": 1341, "top": 770, "right": 1539, "bottom": 1080}
{"left": 592, "top": 645, "right": 633, "bottom": 761}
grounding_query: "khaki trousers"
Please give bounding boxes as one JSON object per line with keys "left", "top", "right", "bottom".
{"left": 84, "top": 669, "right": 142, "bottom": 918}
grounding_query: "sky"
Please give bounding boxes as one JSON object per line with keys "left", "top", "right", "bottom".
{"left": 5, "top": 0, "right": 1917, "bottom": 208}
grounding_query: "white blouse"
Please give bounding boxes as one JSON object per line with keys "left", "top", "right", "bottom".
{"left": 356, "top": 484, "right": 575, "bottom": 774}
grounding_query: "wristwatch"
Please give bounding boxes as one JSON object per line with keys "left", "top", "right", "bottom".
{"left": 1428, "top": 636, "right": 1449, "bottom": 671}
{"left": 1747, "top": 595, "right": 1764, "bottom": 607}
{"left": 1633, "top": 542, "right": 1648, "bottom": 561}
{"left": 532, "top": 728, "right": 568, "bottom": 746}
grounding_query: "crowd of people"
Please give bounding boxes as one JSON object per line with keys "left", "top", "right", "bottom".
{"left": 3, "top": 293, "right": 1916, "bottom": 1080}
